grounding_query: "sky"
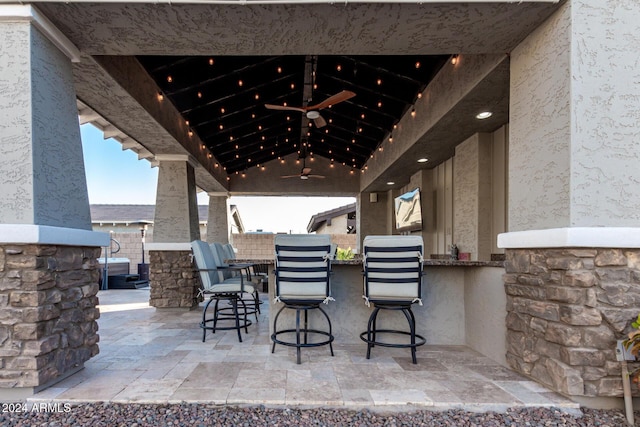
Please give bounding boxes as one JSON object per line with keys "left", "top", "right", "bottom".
{"left": 81, "top": 124, "right": 354, "bottom": 233}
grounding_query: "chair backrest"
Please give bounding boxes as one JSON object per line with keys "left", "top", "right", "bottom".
{"left": 274, "top": 234, "right": 332, "bottom": 302}
{"left": 191, "top": 240, "right": 222, "bottom": 290}
{"left": 210, "top": 242, "right": 232, "bottom": 281}
{"left": 223, "top": 243, "right": 236, "bottom": 261}
{"left": 363, "top": 235, "right": 424, "bottom": 303}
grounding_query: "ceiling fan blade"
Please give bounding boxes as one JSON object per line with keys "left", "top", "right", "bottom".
{"left": 302, "top": 167, "right": 312, "bottom": 175}
{"left": 265, "top": 104, "right": 306, "bottom": 113}
{"left": 308, "top": 175, "right": 326, "bottom": 179}
{"left": 308, "top": 90, "right": 356, "bottom": 111}
{"left": 313, "top": 115, "right": 327, "bottom": 128}
{"left": 280, "top": 175, "right": 301, "bottom": 179}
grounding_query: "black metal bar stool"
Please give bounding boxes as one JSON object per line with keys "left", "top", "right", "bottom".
{"left": 360, "top": 235, "right": 426, "bottom": 364}
{"left": 191, "top": 240, "right": 254, "bottom": 342}
{"left": 271, "top": 234, "right": 335, "bottom": 364}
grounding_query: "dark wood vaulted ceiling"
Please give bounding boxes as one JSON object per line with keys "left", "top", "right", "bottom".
{"left": 138, "top": 55, "right": 448, "bottom": 174}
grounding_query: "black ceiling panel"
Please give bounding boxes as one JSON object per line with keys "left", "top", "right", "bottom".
{"left": 138, "top": 55, "right": 448, "bottom": 174}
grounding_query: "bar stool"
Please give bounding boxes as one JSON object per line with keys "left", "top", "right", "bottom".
{"left": 271, "top": 234, "right": 335, "bottom": 364}
{"left": 191, "top": 240, "right": 254, "bottom": 342}
{"left": 360, "top": 235, "right": 426, "bottom": 364}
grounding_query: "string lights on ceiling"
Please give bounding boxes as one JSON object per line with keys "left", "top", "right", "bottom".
{"left": 145, "top": 55, "right": 449, "bottom": 174}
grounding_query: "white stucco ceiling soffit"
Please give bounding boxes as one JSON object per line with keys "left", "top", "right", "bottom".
{"left": 0, "top": 5, "right": 80, "bottom": 62}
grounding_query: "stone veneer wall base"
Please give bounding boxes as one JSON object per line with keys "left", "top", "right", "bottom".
{"left": 149, "top": 250, "right": 200, "bottom": 309}
{"left": 0, "top": 365, "right": 84, "bottom": 401}
{"left": 504, "top": 247, "right": 640, "bottom": 399}
{"left": 0, "top": 244, "right": 101, "bottom": 394}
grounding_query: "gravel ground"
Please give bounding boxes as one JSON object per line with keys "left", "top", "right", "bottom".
{"left": 0, "top": 403, "right": 634, "bottom": 427}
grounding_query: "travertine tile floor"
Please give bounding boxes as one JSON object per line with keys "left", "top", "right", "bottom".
{"left": 28, "top": 289, "right": 579, "bottom": 412}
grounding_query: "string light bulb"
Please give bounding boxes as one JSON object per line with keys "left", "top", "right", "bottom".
{"left": 166, "top": 75, "right": 173, "bottom": 83}
{"left": 451, "top": 55, "right": 459, "bottom": 65}
{"left": 157, "top": 92, "right": 164, "bottom": 101}
{"left": 411, "top": 107, "right": 416, "bottom": 118}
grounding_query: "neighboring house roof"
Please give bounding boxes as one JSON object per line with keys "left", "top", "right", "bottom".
{"left": 90, "top": 204, "right": 244, "bottom": 233}
{"left": 307, "top": 203, "right": 356, "bottom": 234}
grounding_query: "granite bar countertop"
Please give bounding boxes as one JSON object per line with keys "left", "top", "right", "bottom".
{"left": 233, "top": 259, "right": 504, "bottom": 268}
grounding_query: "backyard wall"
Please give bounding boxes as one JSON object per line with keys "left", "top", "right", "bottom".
{"left": 94, "top": 227, "right": 357, "bottom": 269}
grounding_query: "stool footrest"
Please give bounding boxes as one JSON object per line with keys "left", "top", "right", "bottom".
{"left": 272, "top": 329, "right": 334, "bottom": 349}
{"left": 271, "top": 303, "right": 334, "bottom": 364}
{"left": 359, "top": 330, "right": 426, "bottom": 348}
{"left": 361, "top": 304, "right": 425, "bottom": 364}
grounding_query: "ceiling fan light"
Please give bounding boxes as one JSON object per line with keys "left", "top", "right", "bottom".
{"left": 306, "top": 111, "right": 320, "bottom": 119}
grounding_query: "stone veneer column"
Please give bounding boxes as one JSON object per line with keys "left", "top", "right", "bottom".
{"left": 502, "top": 242, "right": 640, "bottom": 397}
{"left": 206, "top": 193, "right": 230, "bottom": 244}
{"left": 0, "top": 6, "right": 108, "bottom": 399}
{"left": 502, "top": 0, "right": 640, "bottom": 402}
{"left": 148, "top": 155, "right": 201, "bottom": 309}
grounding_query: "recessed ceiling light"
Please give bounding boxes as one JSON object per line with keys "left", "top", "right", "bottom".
{"left": 417, "top": 158, "right": 428, "bottom": 163}
{"left": 387, "top": 181, "right": 395, "bottom": 185}
{"left": 476, "top": 111, "right": 493, "bottom": 119}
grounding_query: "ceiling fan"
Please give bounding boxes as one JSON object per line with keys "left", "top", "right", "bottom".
{"left": 281, "top": 157, "right": 325, "bottom": 180}
{"left": 265, "top": 90, "right": 356, "bottom": 128}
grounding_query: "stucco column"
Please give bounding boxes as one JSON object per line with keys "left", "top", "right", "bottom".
{"left": 206, "top": 192, "right": 230, "bottom": 244}
{"left": 147, "top": 155, "right": 201, "bottom": 309}
{"left": 356, "top": 191, "right": 391, "bottom": 254}
{"left": 0, "top": 6, "right": 108, "bottom": 399}
{"left": 452, "top": 133, "right": 492, "bottom": 261}
{"left": 501, "top": 0, "right": 640, "bottom": 402}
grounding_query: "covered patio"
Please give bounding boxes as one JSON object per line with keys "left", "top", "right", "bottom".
{"left": 29, "top": 289, "right": 578, "bottom": 411}
{"left": 1, "top": 0, "right": 640, "bottom": 413}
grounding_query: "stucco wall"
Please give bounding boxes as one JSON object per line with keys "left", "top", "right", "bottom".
{"left": 153, "top": 160, "right": 200, "bottom": 243}
{"left": 509, "top": 3, "right": 571, "bottom": 231}
{"left": 510, "top": 0, "right": 640, "bottom": 230}
{"left": 453, "top": 133, "right": 493, "bottom": 261}
{"left": 569, "top": 0, "right": 640, "bottom": 226}
{"left": 0, "top": 23, "right": 91, "bottom": 229}
{"left": 316, "top": 214, "right": 350, "bottom": 235}
{"left": 465, "top": 267, "right": 508, "bottom": 367}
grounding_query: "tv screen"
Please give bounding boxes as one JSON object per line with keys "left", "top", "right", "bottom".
{"left": 394, "top": 188, "right": 422, "bottom": 232}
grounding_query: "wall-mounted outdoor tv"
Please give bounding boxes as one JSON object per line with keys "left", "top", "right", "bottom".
{"left": 394, "top": 188, "right": 422, "bottom": 232}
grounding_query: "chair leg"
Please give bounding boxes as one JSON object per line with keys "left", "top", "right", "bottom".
{"left": 295, "top": 308, "right": 302, "bottom": 364}
{"left": 365, "top": 307, "right": 380, "bottom": 359}
{"left": 238, "top": 297, "right": 249, "bottom": 334}
{"left": 271, "top": 305, "right": 286, "bottom": 354}
{"left": 317, "top": 305, "right": 334, "bottom": 357}
{"left": 231, "top": 297, "right": 242, "bottom": 342}
{"left": 254, "top": 290, "right": 261, "bottom": 316}
{"left": 201, "top": 297, "right": 215, "bottom": 342}
{"left": 213, "top": 299, "right": 221, "bottom": 332}
{"left": 401, "top": 307, "right": 417, "bottom": 364}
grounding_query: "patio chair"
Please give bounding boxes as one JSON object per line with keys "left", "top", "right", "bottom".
{"left": 360, "top": 235, "right": 426, "bottom": 364}
{"left": 225, "top": 242, "right": 270, "bottom": 292}
{"left": 271, "top": 234, "right": 335, "bottom": 364}
{"left": 191, "top": 240, "right": 255, "bottom": 342}
{"left": 210, "top": 242, "right": 261, "bottom": 319}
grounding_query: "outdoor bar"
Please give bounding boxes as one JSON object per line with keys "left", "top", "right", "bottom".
{"left": 262, "top": 258, "right": 507, "bottom": 364}
{"left": 1, "top": 0, "right": 640, "bottom": 417}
